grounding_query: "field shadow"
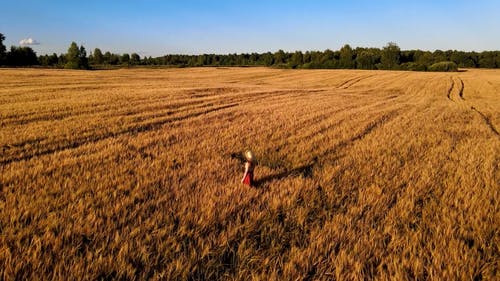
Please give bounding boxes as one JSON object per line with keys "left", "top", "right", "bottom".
{"left": 254, "top": 161, "right": 315, "bottom": 188}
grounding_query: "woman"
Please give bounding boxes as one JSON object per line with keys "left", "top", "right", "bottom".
{"left": 241, "top": 150, "right": 255, "bottom": 186}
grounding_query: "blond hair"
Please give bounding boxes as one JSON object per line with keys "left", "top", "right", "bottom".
{"left": 245, "top": 150, "right": 254, "bottom": 161}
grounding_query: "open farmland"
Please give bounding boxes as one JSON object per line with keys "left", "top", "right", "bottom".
{"left": 1, "top": 67, "right": 499, "bottom": 280}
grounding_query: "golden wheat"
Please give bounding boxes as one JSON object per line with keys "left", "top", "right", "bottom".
{"left": 0, "top": 67, "right": 499, "bottom": 280}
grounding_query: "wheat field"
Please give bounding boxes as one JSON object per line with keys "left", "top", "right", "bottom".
{"left": 1, "top": 67, "right": 499, "bottom": 280}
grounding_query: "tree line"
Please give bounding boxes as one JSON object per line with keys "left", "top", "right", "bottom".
{"left": 1, "top": 33, "right": 500, "bottom": 71}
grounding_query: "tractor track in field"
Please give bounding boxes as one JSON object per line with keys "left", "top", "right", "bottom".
{"left": 446, "top": 76, "right": 498, "bottom": 138}
{"left": 471, "top": 107, "right": 500, "bottom": 137}
{"left": 457, "top": 77, "right": 465, "bottom": 100}
{"left": 447, "top": 76, "right": 465, "bottom": 103}
{"left": 0, "top": 103, "right": 239, "bottom": 166}
{"left": 447, "top": 77, "right": 455, "bottom": 101}
{"left": 258, "top": 108, "right": 403, "bottom": 182}
{"left": 337, "top": 75, "right": 377, "bottom": 89}
{"left": 0, "top": 88, "right": 329, "bottom": 166}
{"left": 321, "top": 109, "right": 402, "bottom": 156}
{"left": 266, "top": 94, "right": 406, "bottom": 158}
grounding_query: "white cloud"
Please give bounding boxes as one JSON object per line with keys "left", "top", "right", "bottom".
{"left": 19, "top": 38, "right": 40, "bottom": 46}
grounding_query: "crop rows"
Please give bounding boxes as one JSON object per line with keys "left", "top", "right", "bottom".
{"left": 1, "top": 67, "right": 499, "bottom": 280}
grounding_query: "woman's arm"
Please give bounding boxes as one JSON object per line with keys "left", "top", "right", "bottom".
{"left": 241, "top": 162, "right": 249, "bottom": 182}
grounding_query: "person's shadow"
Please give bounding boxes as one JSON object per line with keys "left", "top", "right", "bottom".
{"left": 231, "top": 152, "right": 318, "bottom": 188}
{"left": 253, "top": 163, "right": 314, "bottom": 188}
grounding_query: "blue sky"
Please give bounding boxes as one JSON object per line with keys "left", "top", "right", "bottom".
{"left": 1, "top": 1, "right": 499, "bottom": 56}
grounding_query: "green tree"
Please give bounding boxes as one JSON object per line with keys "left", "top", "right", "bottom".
{"left": 6, "top": 46, "right": 38, "bottom": 66}
{"left": 38, "top": 54, "right": 49, "bottom": 66}
{"left": 320, "top": 49, "right": 335, "bottom": 66}
{"left": 261, "top": 52, "right": 274, "bottom": 66}
{"left": 79, "top": 46, "right": 89, "bottom": 69}
{"left": 303, "top": 51, "right": 312, "bottom": 64}
{"left": 432, "top": 50, "right": 447, "bottom": 63}
{"left": 428, "top": 61, "right": 458, "bottom": 72}
{"left": 130, "top": 53, "right": 140, "bottom": 65}
{"left": 65, "top": 42, "right": 80, "bottom": 69}
{"left": 58, "top": 54, "right": 66, "bottom": 66}
{"left": 380, "top": 42, "right": 400, "bottom": 70}
{"left": 356, "top": 50, "right": 376, "bottom": 69}
{"left": 93, "top": 48, "right": 104, "bottom": 64}
{"left": 400, "top": 50, "right": 416, "bottom": 64}
{"left": 249, "top": 53, "right": 258, "bottom": 65}
{"left": 39, "top": 53, "right": 60, "bottom": 67}
{"left": 65, "top": 42, "right": 88, "bottom": 69}
{"left": 121, "top": 53, "right": 130, "bottom": 65}
{"left": 310, "top": 51, "right": 323, "bottom": 66}
{"left": 274, "top": 50, "right": 286, "bottom": 65}
{"left": 103, "top": 51, "right": 111, "bottom": 64}
{"left": 0, "top": 33, "right": 6, "bottom": 64}
{"left": 415, "top": 50, "right": 433, "bottom": 66}
{"left": 196, "top": 54, "right": 208, "bottom": 66}
{"left": 48, "top": 53, "right": 58, "bottom": 66}
{"left": 289, "top": 51, "right": 303, "bottom": 68}
{"left": 109, "top": 54, "right": 120, "bottom": 65}
{"left": 339, "top": 44, "right": 355, "bottom": 68}
{"left": 478, "top": 51, "right": 496, "bottom": 68}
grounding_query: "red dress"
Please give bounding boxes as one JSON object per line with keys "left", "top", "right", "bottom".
{"left": 243, "top": 162, "right": 254, "bottom": 186}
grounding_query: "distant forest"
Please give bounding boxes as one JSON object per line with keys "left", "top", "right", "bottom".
{"left": 1, "top": 33, "right": 500, "bottom": 71}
